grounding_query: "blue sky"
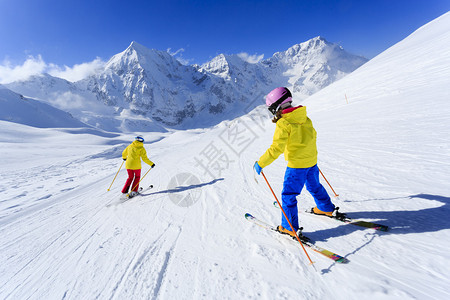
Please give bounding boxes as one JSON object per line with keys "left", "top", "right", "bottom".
{"left": 0, "top": 0, "right": 449, "bottom": 82}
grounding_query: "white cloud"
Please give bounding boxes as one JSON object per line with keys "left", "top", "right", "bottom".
{"left": 167, "top": 47, "right": 192, "bottom": 65}
{"left": 167, "top": 48, "right": 184, "bottom": 56}
{"left": 48, "top": 58, "right": 105, "bottom": 82}
{"left": 0, "top": 55, "right": 47, "bottom": 84}
{"left": 49, "top": 91, "right": 86, "bottom": 110}
{"left": 237, "top": 52, "right": 264, "bottom": 64}
{"left": 0, "top": 56, "right": 105, "bottom": 84}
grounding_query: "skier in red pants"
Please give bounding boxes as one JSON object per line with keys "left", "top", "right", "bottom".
{"left": 122, "top": 135, "right": 155, "bottom": 196}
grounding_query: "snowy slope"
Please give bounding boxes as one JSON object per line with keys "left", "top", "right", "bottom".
{"left": 1, "top": 12, "right": 450, "bottom": 300}
{"left": 0, "top": 85, "right": 89, "bottom": 128}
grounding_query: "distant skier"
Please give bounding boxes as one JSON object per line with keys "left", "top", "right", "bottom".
{"left": 254, "top": 87, "right": 338, "bottom": 237}
{"left": 122, "top": 135, "right": 155, "bottom": 196}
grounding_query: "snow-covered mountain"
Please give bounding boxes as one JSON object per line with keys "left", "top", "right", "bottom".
{"left": 5, "top": 37, "right": 367, "bottom": 131}
{"left": 0, "top": 84, "right": 88, "bottom": 128}
{"left": 78, "top": 41, "right": 249, "bottom": 128}
{"left": 263, "top": 36, "right": 368, "bottom": 97}
{"left": 5, "top": 73, "right": 77, "bottom": 101}
{"left": 0, "top": 12, "right": 449, "bottom": 300}
{"left": 199, "top": 53, "right": 272, "bottom": 91}
{"left": 5, "top": 72, "right": 167, "bottom": 133}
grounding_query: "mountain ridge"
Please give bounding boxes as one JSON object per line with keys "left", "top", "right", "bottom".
{"left": 5, "top": 37, "right": 368, "bottom": 131}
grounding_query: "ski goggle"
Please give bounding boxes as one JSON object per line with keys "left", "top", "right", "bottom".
{"left": 135, "top": 136, "right": 144, "bottom": 142}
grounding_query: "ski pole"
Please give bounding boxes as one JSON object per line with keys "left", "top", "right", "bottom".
{"left": 318, "top": 168, "right": 339, "bottom": 197}
{"left": 261, "top": 171, "right": 315, "bottom": 267}
{"left": 107, "top": 160, "right": 124, "bottom": 191}
{"left": 129, "top": 167, "right": 152, "bottom": 195}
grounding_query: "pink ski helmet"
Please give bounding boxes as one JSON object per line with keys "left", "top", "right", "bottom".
{"left": 266, "top": 87, "right": 292, "bottom": 114}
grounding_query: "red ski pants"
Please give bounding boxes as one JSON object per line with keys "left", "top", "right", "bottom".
{"left": 122, "top": 169, "right": 141, "bottom": 193}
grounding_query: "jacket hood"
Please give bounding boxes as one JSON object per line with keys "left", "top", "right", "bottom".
{"left": 282, "top": 106, "right": 307, "bottom": 124}
{"left": 132, "top": 140, "right": 144, "bottom": 147}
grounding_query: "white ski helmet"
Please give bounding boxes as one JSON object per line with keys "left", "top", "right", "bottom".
{"left": 135, "top": 135, "right": 144, "bottom": 142}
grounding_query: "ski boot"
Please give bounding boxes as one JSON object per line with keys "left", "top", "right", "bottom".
{"left": 128, "top": 187, "right": 144, "bottom": 198}
{"left": 311, "top": 206, "right": 347, "bottom": 221}
{"left": 276, "top": 225, "right": 310, "bottom": 242}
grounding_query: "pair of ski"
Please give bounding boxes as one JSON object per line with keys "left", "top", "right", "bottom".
{"left": 273, "top": 201, "right": 389, "bottom": 232}
{"left": 125, "top": 185, "right": 154, "bottom": 199}
{"left": 245, "top": 204, "right": 388, "bottom": 264}
{"left": 106, "top": 185, "right": 154, "bottom": 207}
{"left": 110, "top": 185, "right": 153, "bottom": 204}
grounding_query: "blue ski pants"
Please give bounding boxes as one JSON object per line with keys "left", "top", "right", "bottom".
{"left": 281, "top": 165, "right": 335, "bottom": 231}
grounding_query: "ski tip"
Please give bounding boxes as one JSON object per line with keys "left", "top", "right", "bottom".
{"left": 336, "top": 257, "right": 350, "bottom": 264}
{"left": 244, "top": 213, "right": 254, "bottom": 219}
{"left": 377, "top": 225, "right": 389, "bottom": 232}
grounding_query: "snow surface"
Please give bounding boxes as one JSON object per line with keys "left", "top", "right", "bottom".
{"left": 1, "top": 12, "right": 450, "bottom": 300}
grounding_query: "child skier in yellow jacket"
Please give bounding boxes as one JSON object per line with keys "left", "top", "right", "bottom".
{"left": 122, "top": 135, "right": 155, "bottom": 196}
{"left": 254, "top": 87, "right": 336, "bottom": 237}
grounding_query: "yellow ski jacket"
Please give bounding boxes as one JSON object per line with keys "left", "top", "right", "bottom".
{"left": 258, "top": 106, "right": 318, "bottom": 169}
{"left": 122, "top": 141, "right": 154, "bottom": 170}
